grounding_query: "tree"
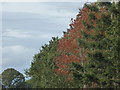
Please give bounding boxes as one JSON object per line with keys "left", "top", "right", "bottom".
{"left": 0, "top": 74, "right": 1, "bottom": 83}
{"left": 77, "top": 2, "right": 120, "bottom": 88}
{"left": 26, "top": 36, "right": 80, "bottom": 88}
{"left": 26, "top": 1, "right": 120, "bottom": 88}
{"left": 2, "top": 68, "right": 25, "bottom": 88}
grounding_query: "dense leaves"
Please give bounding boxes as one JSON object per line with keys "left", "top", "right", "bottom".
{"left": 2, "top": 68, "right": 25, "bottom": 88}
{"left": 26, "top": 1, "right": 120, "bottom": 88}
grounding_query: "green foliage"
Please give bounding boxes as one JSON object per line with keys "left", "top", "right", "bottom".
{"left": 26, "top": 37, "right": 79, "bottom": 88}
{"left": 0, "top": 74, "right": 1, "bottom": 83}
{"left": 26, "top": 37, "right": 59, "bottom": 88}
{"left": 76, "top": 2, "right": 120, "bottom": 88}
{"left": 26, "top": 2, "right": 120, "bottom": 88}
{"left": 2, "top": 68, "right": 25, "bottom": 88}
{"left": 89, "top": 13, "right": 97, "bottom": 20}
{"left": 82, "top": 21, "right": 94, "bottom": 30}
{"left": 97, "top": 2, "right": 111, "bottom": 8}
{"left": 86, "top": 4, "right": 99, "bottom": 12}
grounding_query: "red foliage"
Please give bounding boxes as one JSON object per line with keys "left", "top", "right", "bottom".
{"left": 53, "top": 3, "right": 108, "bottom": 81}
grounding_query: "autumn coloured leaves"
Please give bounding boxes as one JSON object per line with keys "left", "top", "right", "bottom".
{"left": 53, "top": 3, "right": 108, "bottom": 79}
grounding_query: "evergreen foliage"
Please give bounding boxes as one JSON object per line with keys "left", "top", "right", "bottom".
{"left": 26, "top": 1, "right": 120, "bottom": 88}
{"left": 2, "top": 68, "right": 26, "bottom": 88}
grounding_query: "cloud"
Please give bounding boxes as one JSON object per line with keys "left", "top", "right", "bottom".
{"left": 2, "top": 45, "right": 37, "bottom": 73}
{"left": 2, "top": 29, "right": 31, "bottom": 38}
{"left": 0, "top": 3, "right": 2, "bottom": 12}
{"left": 2, "top": 28, "right": 60, "bottom": 39}
{"left": 3, "top": 45, "right": 31, "bottom": 55}
{"left": 1, "top": 0, "right": 97, "bottom": 2}
{"left": 0, "top": 47, "right": 2, "bottom": 66}
{"left": 2, "top": 2, "right": 84, "bottom": 18}
{"left": 1, "top": 2, "right": 88, "bottom": 74}
{"left": 0, "top": 37, "right": 2, "bottom": 73}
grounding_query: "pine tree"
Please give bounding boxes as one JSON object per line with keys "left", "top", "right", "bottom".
{"left": 26, "top": 1, "right": 120, "bottom": 88}
{"left": 77, "top": 2, "right": 120, "bottom": 88}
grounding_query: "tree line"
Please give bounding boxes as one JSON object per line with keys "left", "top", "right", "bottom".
{"left": 1, "top": 1, "right": 120, "bottom": 88}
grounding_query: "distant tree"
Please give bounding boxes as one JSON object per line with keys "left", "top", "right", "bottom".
{"left": 2, "top": 68, "right": 25, "bottom": 88}
{"left": 0, "top": 74, "right": 1, "bottom": 83}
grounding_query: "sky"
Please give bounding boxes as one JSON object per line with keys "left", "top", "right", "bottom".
{"left": 1, "top": 0, "right": 96, "bottom": 2}
{"left": 1, "top": 2, "right": 88, "bottom": 75}
{"left": 0, "top": 0, "right": 98, "bottom": 76}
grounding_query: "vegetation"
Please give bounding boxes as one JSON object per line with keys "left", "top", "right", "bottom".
{"left": 2, "top": 68, "right": 26, "bottom": 88}
{"left": 26, "top": 1, "right": 120, "bottom": 88}
{"left": 1, "top": 1, "right": 120, "bottom": 88}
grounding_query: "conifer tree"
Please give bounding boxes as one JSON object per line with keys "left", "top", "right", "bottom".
{"left": 77, "top": 2, "right": 120, "bottom": 88}
{"left": 26, "top": 1, "right": 120, "bottom": 88}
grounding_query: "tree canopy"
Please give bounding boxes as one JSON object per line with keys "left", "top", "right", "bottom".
{"left": 2, "top": 68, "right": 25, "bottom": 88}
{"left": 26, "top": 1, "right": 120, "bottom": 88}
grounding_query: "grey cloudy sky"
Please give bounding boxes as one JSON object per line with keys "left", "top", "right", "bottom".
{"left": 1, "top": 2, "right": 87, "bottom": 74}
